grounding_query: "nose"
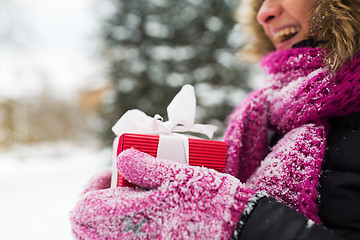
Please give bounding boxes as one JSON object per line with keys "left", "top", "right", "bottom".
{"left": 256, "top": 0, "right": 283, "bottom": 25}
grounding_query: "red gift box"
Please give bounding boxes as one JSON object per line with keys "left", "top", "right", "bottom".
{"left": 111, "top": 133, "right": 227, "bottom": 187}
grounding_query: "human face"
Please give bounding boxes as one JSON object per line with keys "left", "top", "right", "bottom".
{"left": 257, "top": 0, "right": 318, "bottom": 50}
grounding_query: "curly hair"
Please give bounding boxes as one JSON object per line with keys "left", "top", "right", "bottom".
{"left": 235, "top": 0, "right": 360, "bottom": 71}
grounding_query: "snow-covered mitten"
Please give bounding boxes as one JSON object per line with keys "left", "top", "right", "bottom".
{"left": 70, "top": 148, "right": 260, "bottom": 239}
{"left": 80, "top": 169, "right": 112, "bottom": 195}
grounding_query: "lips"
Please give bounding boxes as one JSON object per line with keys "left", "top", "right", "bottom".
{"left": 273, "top": 26, "right": 300, "bottom": 43}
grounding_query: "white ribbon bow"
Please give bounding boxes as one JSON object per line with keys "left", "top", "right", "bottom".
{"left": 112, "top": 84, "right": 217, "bottom": 139}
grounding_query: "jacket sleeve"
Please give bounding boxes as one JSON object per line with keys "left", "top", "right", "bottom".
{"left": 233, "top": 113, "right": 360, "bottom": 240}
{"left": 318, "top": 113, "right": 360, "bottom": 240}
{"left": 233, "top": 197, "right": 343, "bottom": 240}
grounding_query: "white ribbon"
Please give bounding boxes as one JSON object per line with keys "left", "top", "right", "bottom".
{"left": 112, "top": 84, "right": 217, "bottom": 139}
{"left": 157, "top": 134, "right": 189, "bottom": 164}
{"left": 111, "top": 84, "right": 217, "bottom": 165}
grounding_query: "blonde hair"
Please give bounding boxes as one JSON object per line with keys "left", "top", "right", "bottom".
{"left": 235, "top": 0, "right": 360, "bottom": 71}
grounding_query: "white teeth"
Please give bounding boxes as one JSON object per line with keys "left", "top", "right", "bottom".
{"left": 273, "top": 26, "right": 300, "bottom": 41}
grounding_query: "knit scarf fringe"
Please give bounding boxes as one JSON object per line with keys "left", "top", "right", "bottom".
{"left": 224, "top": 47, "right": 360, "bottom": 223}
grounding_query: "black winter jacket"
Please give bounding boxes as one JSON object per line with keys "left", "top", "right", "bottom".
{"left": 234, "top": 112, "right": 360, "bottom": 240}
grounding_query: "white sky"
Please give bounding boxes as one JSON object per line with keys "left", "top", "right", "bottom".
{"left": 0, "top": 0, "right": 108, "bottom": 101}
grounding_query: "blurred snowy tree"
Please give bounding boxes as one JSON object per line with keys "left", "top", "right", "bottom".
{"left": 99, "top": 0, "right": 251, "bottom": 142}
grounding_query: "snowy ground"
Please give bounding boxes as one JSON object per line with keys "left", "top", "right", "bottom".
{"left": 0, "top": 143, "right": 112, "bottom": 240}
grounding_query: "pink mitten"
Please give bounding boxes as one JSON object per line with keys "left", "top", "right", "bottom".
{"left": 70, "top": 148, "right": 261, "bottom": 240}
{"left": 80, "top": 169, "right": 113, "bottom": 195}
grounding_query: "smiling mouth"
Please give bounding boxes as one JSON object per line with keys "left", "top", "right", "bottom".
{"left": 273, "top": 26, "right": 300, "bottom": 43}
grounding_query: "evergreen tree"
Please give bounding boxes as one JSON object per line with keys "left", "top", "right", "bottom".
{"left": 100, "top": 0, "right": 251, "bottom": 143}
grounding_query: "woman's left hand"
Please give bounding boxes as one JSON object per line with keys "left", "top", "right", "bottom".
{"left": 70, "top": 148, "right": 255, "bottom": 240}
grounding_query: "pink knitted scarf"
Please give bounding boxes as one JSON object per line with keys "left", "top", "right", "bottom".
{"left": 224, "top": 47, "right": 360, "bottom": 223}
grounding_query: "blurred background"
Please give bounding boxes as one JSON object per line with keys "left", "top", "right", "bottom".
{"left": 0, "top": 0, "right": 262, "bottom": 239}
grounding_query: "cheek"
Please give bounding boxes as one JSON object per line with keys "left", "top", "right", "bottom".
{"left": 284, "top": 0, "right": 316, "bottom": 26}
{"left": 262, "top": 26, "right": 275, "bottom": 44}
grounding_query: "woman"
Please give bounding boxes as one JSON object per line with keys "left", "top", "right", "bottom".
{"left": 70, "top": 0, "right": 360, "bottom": 239}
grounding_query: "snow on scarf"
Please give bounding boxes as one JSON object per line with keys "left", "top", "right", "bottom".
{"left": 224, "top": 47, "right": 360, "bottom": 223}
